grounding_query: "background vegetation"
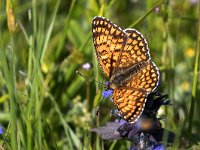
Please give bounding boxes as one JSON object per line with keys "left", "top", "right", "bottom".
{"left": 0, "top": 0, "right": 199, "bottom": 149}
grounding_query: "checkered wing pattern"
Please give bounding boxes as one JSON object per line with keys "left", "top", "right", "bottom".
{"left": 92, "top": 16, "right": 160, "bottom": 124}
{"left": 118, "top": 29, "right": 150, "bottom": 69}
{"left": 113, "top": 89, "right": 147, "bottom": 123}
{"left": 126, "top": 61, "right": 160, "bottom": 93}
{"left": 92, "top": 16, "right": 127, "bottom": 78}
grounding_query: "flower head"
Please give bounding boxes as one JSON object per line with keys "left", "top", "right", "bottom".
{"left": 0, "top": 126, "right": 3, "bottom": 134}
{"left": 82, "top": 62, "right": 91, "bottom": 70}
{"left": 105, "top": 81, "right": 109, "bottom": 86}
{"left": 92, "top": 91, "right": 174, "bottom": 149}
{"left": 155, "top": 7, "right": 160, "bottom": 13}
{"left": 102, "top": 89, "right": 113, "bottom": 98}
{"left": 152, "top": 144, "right": 165, "bottom": 150}
{"left": 189, "top": 0, "right": 199, "bottom": 5}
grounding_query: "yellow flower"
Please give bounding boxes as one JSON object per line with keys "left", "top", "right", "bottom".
{"left": 184, "top": 48, "right": 195, "bottom": 58}
{"left": 41, "top": 63, "right": 49, "bottom": 73}
{"left": 181, "top": 80, "right": 190, "bottom": 92}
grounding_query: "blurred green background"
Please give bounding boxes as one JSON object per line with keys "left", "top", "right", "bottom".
{"left": 0, "top": 0, "right": 200, "bottom": 149}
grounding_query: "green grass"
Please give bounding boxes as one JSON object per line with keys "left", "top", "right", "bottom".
{"left": 0, "top": 0, "right": 200, "bottom": 149}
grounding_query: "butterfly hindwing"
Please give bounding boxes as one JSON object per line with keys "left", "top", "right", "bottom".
{"left": 113, "top": 88, "right": 147, "bottom": 123}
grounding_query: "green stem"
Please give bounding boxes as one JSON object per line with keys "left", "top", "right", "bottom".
{"left": 55, "top": 0, "right": 76, "bottom": 58}
{"left": 188, "top": 1, "right": 200, "bottom": 134}
{"left": 0, "top": 34, "right": 18, "bottom": 149}
{"left": 10, "top": 35, "right": 17, "bottom": 150}
{"left": 128, "top": 0, "right": 165, "bottom": 28}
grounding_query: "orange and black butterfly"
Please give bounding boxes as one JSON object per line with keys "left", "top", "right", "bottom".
{"left": 92, "top": 16, "right": 160, "bottom": 123}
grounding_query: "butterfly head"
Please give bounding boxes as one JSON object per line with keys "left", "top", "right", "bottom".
{"left": 105, "top": 81, "right": 118, "bottom": 90}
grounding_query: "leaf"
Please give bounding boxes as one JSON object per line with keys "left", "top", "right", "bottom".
{"left": 93, "top": 90, "right": 102, "bottom": 107}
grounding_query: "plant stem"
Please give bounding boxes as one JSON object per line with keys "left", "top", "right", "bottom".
{"left": 188, "top": 1, "right": 200, "bottom": 134}
{"left": 128, "top": 0, "right": 165, "bottom": 28}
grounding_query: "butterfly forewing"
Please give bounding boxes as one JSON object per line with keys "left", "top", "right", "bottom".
{"left": 92, "top": 16, "right": 127, "bottom": 78}
{"left": 118, "top": 29, "right": 151, "bottom": 69}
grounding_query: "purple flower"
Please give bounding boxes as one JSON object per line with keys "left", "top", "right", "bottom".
{"left": 102, "top": 89, "right": 113, "bottom": 98}
{"left": 155, "top": 7, "right": 160, "bottom": 13}
{"left": 0, "top": 126, "right": 3, "bottom": 134}
{"left": 190, "top": 0, "right": 198, "bottom": 5}
{"left": 152, "top": 144, "right": 165, "bottom": 150}
{"left": 115, "top": 118, "right": 127, "bottom": 126}
{"left": 129, "top": 146, "right": 136, "bottom": 150}
{"left": 92, "top": 91, "right": 174, "bottom": 149}
{"left": 82, "top": 62, "right": 91, "bottom": 70}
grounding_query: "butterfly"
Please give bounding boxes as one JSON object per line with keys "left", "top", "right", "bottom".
{"left": 92, "top": 16, "right": 160, "bottom": 123}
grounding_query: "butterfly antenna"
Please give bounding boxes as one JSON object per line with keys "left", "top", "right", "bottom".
{"left": 76, "top": 71, "right": 106, "bottom": 87}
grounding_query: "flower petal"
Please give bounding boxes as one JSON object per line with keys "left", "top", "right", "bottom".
{"left": 102, "top": 89, "right": 113, "bottom": 98}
